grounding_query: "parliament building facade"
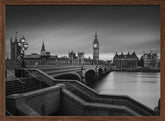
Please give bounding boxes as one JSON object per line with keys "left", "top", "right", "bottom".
{"left": 6, "top": 34, "right": 106, "bottom": 69}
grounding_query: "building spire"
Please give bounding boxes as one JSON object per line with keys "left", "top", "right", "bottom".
{"left": 15, "top": 32, "right": 18, "bottom": 42}
{"left": 15, "top": 32, "right": 17, "bottom": 38}
{"left": 41, "top": 41, "right": 46, "bottom": 52}
{"left": 95, "top": 32, "right": 98, "bottom": 39}
{"left": 10, "top": 37, "right": 12, "bottom": 43}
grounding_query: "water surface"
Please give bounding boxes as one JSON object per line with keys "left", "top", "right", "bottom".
{"left": 90, "top": 72, "right": 160, "bottom": 109}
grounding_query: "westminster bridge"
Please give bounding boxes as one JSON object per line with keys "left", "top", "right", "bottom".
{"left": 5, "top": 65, "right": 157, "bottom": 116}
{"left": 37, "top": 65, "right": 111, "bottom": 83}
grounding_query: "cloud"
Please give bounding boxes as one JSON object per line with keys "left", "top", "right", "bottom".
{"left": 5, "top": 5, "right": 160, "bottom": 60}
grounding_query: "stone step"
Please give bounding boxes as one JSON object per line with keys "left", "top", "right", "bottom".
{"left": 65, "top": 84, "right": 151, "bottom": 116}
{"left": 6, "top": 87, "right": 41, "bottom": 96}
{"left": 6, "top": 77, "right": 48, "bottom": 96}
{"left": 6, "top": 81, "right": 41, "bottom": 88}
{"left": 6, "top": 85, "right": 43, "bottom": 95}
{"left": 70, "top": 89, "right": 94, "bottom": 102}
{"left": 64, "top": 89, "right": 141, "bottom": 116}
{"left": 6, "top": 84, "right": 41, "bottom": 91}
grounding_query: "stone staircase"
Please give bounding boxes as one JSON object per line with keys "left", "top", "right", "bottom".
{"left": 18, "top": 68, "right": 155, "bottom": 116}
{"left": 65, "top": 84, "right": 94, "bottom": 102}
{"left": 61, "top": 82, "right": 155, "bottom": 116}
{"left": 6, "top": 77, "right": 48, "bottom": 96}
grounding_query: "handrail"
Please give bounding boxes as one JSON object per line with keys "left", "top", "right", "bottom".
{"left": 6, "top": 109, "right": 13, "bottom": 116}
{"left": 22, "top": 68, "right": 42, "bottom": 81}
{"left": 27, "top": 68, "right": 55, "bottom": 86}
{"left": 6, "top": 70, "right": 25, "bottom": 84}
{"left": 65, "top": 82, "right": 95, "bottom": 102}
{"left": 28, "top": 68, "right": 55, "bottom": 80}
{"left": 22, "top": 68, "right": 47, "bottom": 88}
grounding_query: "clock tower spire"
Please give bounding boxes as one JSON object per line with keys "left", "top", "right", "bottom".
{"left": 93, "top": 33, "right": 99, "bottom": 64}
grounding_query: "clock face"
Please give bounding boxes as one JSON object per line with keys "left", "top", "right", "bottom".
{"left": 94, "top": 44, "right": 97, "bottom": 48}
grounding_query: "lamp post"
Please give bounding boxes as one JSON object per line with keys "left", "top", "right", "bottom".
{"left": 18, "top": 36, "right": 28, "bottom": 68}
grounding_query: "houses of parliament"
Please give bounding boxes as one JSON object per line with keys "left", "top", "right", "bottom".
{"left": 6, "top": 33, "right": 105, "bottom": 68}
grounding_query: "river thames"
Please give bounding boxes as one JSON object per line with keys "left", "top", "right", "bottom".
{"left": 90, "top": 72, "right": 160, "bottom": 110}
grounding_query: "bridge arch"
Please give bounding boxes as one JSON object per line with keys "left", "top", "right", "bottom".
{"left": 104, "top": 68, "right": 107, "bottom": 73}
{"left": 85, "top": 69, "right": 96, "bottom": 83}
{"left": 54, "top": 72, "right": 81, "bottom": 81}
{"left": 98, "top": 68, "right": 103, "bottom": 76}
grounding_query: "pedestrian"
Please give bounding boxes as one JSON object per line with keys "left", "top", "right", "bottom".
{"left": 34, "top": 62, "right": 38, "bottom": 68}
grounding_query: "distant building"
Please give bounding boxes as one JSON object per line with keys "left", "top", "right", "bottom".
{"left": 93, "top": 33, "right": 99, "bottom": 64}
{"left": 78, "top": 51, "right": 85, "bottom": 65}
{"left": 10, "top": 34, "right": 21, "bottom": 60}
{"left": 68, "top": 51, "right": 85, "bottom": 65}
{"left": 106, "top": 60, "right": 113, "bottom": 65}
{"left": 142, "top": 51, "right": 159, "bottom": 68}
{"left": 113, "top": 51, "right": 138, "bottom": 71}
{"left": 68, "top": 51, "right": 77, "bottom": 59}
{"left": 40, "top": 41, "right": 50, "bottom": 56}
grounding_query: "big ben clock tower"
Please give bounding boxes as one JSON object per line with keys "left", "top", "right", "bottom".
{"left": 93, "top": 33, "right": 99, "bottom": 64}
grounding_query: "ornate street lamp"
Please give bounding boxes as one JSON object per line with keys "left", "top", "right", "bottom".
{"left": 18, "top": 36, "right": 28, "bottom": 68}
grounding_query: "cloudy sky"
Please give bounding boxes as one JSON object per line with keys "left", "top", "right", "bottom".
{"left": 5, "top": 5, "right": 160, "bottom": 60}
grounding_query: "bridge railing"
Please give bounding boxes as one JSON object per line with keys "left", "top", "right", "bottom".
{"left": 45, "top": 68, "right": 82, "bottom": 76}
{"left": 38, "top": 65, "right": 109, "bottom": 72}
{"left": 25, "top": 68, "right": 155, "bottom": 116}
{"left": 27, "top": 68, "right": 56, "bottom": 86}
{"left": 40, "top": 65, "right": 96, "bottom": 72}
{"left": 6, "top": 69, "right": 25, "bottom": 84}
{"left": 5, "top": 109, "right": 13, "bottom": 116}
{"left": 55, "top": 79, "right": 98, "bottom": 98}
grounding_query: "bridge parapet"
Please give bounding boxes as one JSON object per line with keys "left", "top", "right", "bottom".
{"left": 6, "top": 84, "right": 65, "bottom": 116}
{"left": 27, "top": 68, "right": 56, "bottom": 86}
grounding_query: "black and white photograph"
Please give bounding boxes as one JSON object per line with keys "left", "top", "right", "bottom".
{"left": 5, "top": 5, "right": 160, "bottom": 116}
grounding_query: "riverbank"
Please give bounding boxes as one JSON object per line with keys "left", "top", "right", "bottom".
{"left": 112, "top": 67, "right": 160, "bottom": 72}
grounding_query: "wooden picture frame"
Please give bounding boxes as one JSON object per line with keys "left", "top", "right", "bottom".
{"left": 0, "top": 0, "right": 165, "bottom": 121}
